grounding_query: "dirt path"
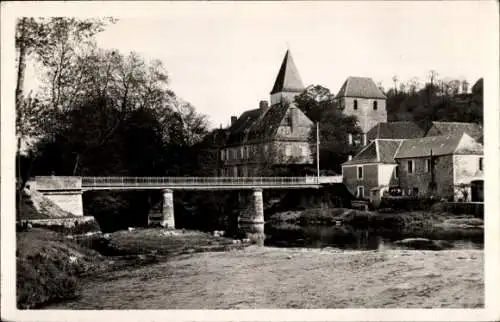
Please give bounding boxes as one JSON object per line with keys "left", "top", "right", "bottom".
{"left": 48, "top": 247, "right": 483, "bottom": 309}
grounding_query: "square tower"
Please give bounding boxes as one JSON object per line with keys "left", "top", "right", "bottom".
{"left": 335, "top": 77, "right": 387, "bottom": 136}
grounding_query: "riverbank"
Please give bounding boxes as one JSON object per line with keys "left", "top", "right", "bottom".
{"left": 48, "top": 246, "right": 483, "bottom": 309}
{"left": 269, "top": 208, "right": 483, "bottom": 234}
{"left": 17, "top": 228, "right": 249, "bottom": 309}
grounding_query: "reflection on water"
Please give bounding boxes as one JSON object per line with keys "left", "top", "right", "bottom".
{"left": 264, "top": 223, "right": 483, "bottom": 250}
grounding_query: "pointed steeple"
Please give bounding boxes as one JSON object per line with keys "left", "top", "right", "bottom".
{"left": 270, "top": 50, "right": 305, "bottom": 95}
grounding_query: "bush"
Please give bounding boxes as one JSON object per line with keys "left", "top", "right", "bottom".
{"left": 16, "top": 229, "right": 102, "bottom": 309}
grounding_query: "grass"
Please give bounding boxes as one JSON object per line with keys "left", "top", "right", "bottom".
{"left": 16, "top": 228, "right": 104, "bottom": 309}
{"left": 46, "top": 247, "right": 484, "bottom": 309}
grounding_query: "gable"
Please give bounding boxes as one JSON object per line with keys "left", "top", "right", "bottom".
{"left": 455, "top": 133, "right": 483, "bottom": 155}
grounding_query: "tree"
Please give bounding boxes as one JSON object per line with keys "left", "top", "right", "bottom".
{"left": 294, "top": 84, "right": 336, "bottom": 122}
{"left": 294, "top": 86, "right": 362, "bottom": 173}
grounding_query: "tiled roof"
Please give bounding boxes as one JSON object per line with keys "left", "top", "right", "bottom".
{"left": 225, "top": 103, "right": 298, "bottom": 146}
{"left": 247, "top": 103, "right": 290, "bottom": 142}
{"left": 367, "top": 121, "right": 425, "bottom": 141}
{"left": 343, "top": 139, "right": 402, "bottom": 165}
{"left": 335, "top": 77, "right": 386, "bottom": 99}
{"left": 226, "top": 108, "right": 263, "bottom": 145}
{"left": 394, "top": 134, "right": 468, "bottom": 159}
{"left": 378, "top": 140, "right": 404, "bottom": 163}
{"left": 270, "top": 50, "right": 305, "bottom": 95}
{"left": 426, "top": 121, "right": 483, "bottom": 141}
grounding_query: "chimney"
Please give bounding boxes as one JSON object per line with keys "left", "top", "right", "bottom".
{"left": 348, "top": 133, "right": 353, "bottom": 145}
{"left": 259, "top": 100, "right": 269, "bottom": 110}
{"left": 348, "top": 155, "right": 353, "bottom": 161}
{"left": 230, "top": 116, "right": 237, "bottom": 125}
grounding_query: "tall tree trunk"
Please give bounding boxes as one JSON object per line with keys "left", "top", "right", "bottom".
{"left": 16, "top": 19, "right": 27, "bottom": 215}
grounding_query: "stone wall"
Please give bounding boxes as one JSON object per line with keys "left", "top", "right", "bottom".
{"left": 397, "top": 155, "right": 454, "bottom": 199}
{"left": 42, "top": 191, "right": 84, "bottom": 216}
{"left": 341, "top": 97, "right": 387, "bottom": 133}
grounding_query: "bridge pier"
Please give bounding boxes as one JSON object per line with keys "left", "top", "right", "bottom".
{"left": 161, "top": 189, "right": 175, "bottom": 229}
{"left": 238, "top": 188, "right": 265, "bottom": 246}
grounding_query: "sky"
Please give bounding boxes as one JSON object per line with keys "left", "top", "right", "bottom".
{"left": 22, "top": 1, "right": 496, "bottom": 129}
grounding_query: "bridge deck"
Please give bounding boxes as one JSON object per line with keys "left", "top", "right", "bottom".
{"left": 32, "top": 176, "right": 342, "bottom": 191}
{"left": 80, "top": 176, "right": 325, "bottom": 190}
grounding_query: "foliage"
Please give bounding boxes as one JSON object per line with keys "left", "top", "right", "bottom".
{"left": 385, "top": 74, "right": 483, "bottom": 127}
{"left": 294, "top": 86, "right": 362, "bottom": 173}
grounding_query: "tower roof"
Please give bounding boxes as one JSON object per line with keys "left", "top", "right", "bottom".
{"left": 335, "top": 76, "right": 386, "bottom": 99}
{"left": 270, "top": 50, "right": 305, "bottom": 95}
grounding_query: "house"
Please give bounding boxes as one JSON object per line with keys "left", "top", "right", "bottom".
{"left": 394, "top": 133, "right": 483, "bottom": 201}
{"left": 335, "top": 77, "right": 387, "bottom": 145}
{"left": 366, "top": 121, "right": 426, "bottom": 142}
{"left": 341, "top": 139, "right": 403, "bottom": 204}
{"left": 425, "top": 121, "right": 483, "bottom": 143}
{"left": 219, "top": 50, "right": 313, "bottom": 177}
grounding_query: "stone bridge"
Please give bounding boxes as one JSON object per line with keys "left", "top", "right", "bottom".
{"left": 29, "top": 175, "right": 341, "bottom": 230}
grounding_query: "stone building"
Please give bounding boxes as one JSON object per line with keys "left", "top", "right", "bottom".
{"left": 394, "top": 132, "right": 483, "bottom": 201}
{"left": 342, "top": 132, "right": 484, "bottom": 203}
{"left": 335, "top": 77, "right": 388, "bottom": 146}
{"left": 341, "top": 139, "right": 403, "bottom": 203}
{"left": 219, "top": 50, "right": 313, "bottom": 177}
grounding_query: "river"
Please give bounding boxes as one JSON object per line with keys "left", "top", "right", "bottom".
{"left": 264, "top": 223, "right": 483, "bottom": 250}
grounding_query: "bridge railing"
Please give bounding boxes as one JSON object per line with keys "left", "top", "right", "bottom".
{"left": 81, "top": 176, "right": 320, "bottom": 187}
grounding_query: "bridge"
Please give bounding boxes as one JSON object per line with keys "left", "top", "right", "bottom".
{"left": 29, "top": 175, "right": 342, "bottom": 232}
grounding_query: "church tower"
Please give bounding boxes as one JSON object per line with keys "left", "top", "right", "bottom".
{"left": 270, "top": 50, "right": 305, "bottom": 106}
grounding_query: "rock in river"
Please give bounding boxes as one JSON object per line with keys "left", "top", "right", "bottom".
{"left": 394, "top": 238, "right": 453, "bottom": 250}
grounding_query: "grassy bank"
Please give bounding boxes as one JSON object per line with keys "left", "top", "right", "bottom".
{"left": 269, "top": 208, "right": 483, "bottom": 232}
{"left": 47, "top": 247, "right": 484, "bottom": 309}
{"left": 17, "top": 227, "right": 250, "bottom": 309}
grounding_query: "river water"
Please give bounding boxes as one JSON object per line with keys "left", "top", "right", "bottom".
{"left": 263, "top": 223, "right": 483, "bottom": 250}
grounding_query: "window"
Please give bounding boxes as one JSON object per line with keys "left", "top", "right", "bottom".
{"left": 357, "top": 166, "right": 363, "bottom": 179}
{"left": 240, "top": 146, "right": 244, "bottom": 159}
{"left": 407, "top": 160, "right": 414, "bottom": 174}
{"left": 425, "top": 158, "right": 431, "bottom": 173}
{"left": 479, "top": 157, "right": 483, "bottom": 171}
{"left": 357, "top": 186, "right": 365, "bottom": 198}
{"left": 373, "top": 101, "right": 378, "bottom": 110}
{"left": 285, "top": 145, "right": 292, "bottom": 157}
{"left": 220, "top": 150, "right": 225, "bottom": 161}
{"left": 353, "top": 100, "right": 358, "bottom": 110}
{"left": 394, "top": 165, "right": 399, "bottom": 179}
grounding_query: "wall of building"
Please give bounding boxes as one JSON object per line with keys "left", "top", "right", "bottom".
{"left": 378, "top": 163, "right": 397, "bottom": 194}
{"left": 453, "top": 154, "right": 484, "bottom": 201}
{"left": 341, "top": 97, "right": 387, "bottom": 133}
{"left": 397, "top": 155, "right": 454, "bottom": 199}
{"left": 342, "top": 164, "right": 378, "bottom": 198}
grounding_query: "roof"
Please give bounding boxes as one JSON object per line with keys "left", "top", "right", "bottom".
{"left": 394, "top": 133, "right": 482, "bottom": 159}
{"left": 426, "top": 121, "right": 483, "bottom": 141}
{"left": 343, "top": 139, "right": 403, "bottom": 166}
{"left": 367, "top": 121, "right": 425, "bottom": 141}
{"left": 270, "top": 50, "right": 305, "bottom": 95}
{"left": 226, "top": 108, "right": 263, "bottom": 145}
{"left": 225, "top": 103, "right": 301, "bottom": 146}
{"left": 335, "top": 77, "right": 386, "bottom": 99}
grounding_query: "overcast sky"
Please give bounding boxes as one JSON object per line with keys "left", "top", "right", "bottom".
{"left": 21, "top": 1, "right": 496, "bottom": 129}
